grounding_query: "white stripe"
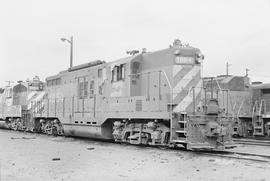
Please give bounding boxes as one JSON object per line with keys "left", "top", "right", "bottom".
{"left": 27, "top": 91, "right": 46, "bottom": 109}
{"left": 173, "top": 66, "right": 200, "bottom": 99}
{"left": 27, "top": 91, "right": 37, "bottom": 100}
{"left": 222, "top": 76, "right": 234, "bottom": 84}
{"left": 173, "top": 65, "right": 183, "bottom": 77}
{"left": 173, "top": 80, "right": 202, "bottom": 112}
{"left": 33, "top": 92, "right": 45, "bottom": 102}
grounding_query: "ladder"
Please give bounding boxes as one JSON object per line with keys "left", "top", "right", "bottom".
{"left": 253, "top": 100, "right": 265, "bottom": 136}
{"left": 172, "top": 113, "right": 187, "bottom": 143}
{"left": 233, "top": 100, "right": 244, "bottom": 135}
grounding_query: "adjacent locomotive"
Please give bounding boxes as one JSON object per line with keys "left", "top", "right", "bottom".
{"left": 203, "top": 75, "right": 253, "bottom": 137}
{"left": 0, "top": 76, "right": 46, "bottom": 131}
{"left": 203, "top": 75, "right": 270, "bottom": 138}
{"left": 249, "top": 83, "right": 270, "bottom": 137}
{"left": 0, "top": 39, "right": 235, "bottom": 150}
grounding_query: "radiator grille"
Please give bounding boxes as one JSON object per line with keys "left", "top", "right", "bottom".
{"left": 136, "top": 100, "right": 142, "bottom": 112}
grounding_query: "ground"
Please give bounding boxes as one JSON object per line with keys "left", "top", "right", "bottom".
{"left": 0, "top": 129, "right": 269, "bottom": 181}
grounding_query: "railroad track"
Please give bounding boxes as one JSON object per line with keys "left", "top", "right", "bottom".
{"left": 233, "top": 138, "right": 270, "bottom": 146}
{"left": 196, "top": 150, "right": 270, "bottom": 163}
{"left": 3, "top": 129, "right": 270, "bottom": 163}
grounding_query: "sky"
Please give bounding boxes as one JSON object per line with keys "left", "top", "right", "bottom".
{"left": 0, "top": 0, "right": 270, "bottom": 87}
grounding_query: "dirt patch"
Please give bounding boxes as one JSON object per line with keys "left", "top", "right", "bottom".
{"left": 0, "top": 129, "right": 270, "bottom": 181}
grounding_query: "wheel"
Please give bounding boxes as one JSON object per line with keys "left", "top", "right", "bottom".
{"left": 44, "top": 123, "right": 53, "bottom": 135}
{"left": 52, "top": 126, "right": 58, "bottom": 136}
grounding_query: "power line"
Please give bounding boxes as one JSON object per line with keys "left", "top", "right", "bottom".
{"left": 249, "top": 74, "right": 270, "bottom": 78}
{"left": 5, "top": 81, "right": 14, "bottom": 86}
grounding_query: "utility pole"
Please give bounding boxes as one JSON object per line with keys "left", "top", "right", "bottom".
{"left": 70, "top": 36, "right": 73, "bottom": 68}
{"left": 226, "top": 62, "right": 231, "bottom": 77}
{"left": 245, "top": 68, "right": 250, "bottom": 77}
{"left": 61, "top": 36, "right": 73, "bottom": 68}
{"left": 5, "top": 81, "right": 14, "bottom": 87}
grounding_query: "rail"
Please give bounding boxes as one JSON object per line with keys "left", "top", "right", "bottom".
{"left": 233, "top": 138, "right": 270, "bottom": 147}
{"left": 197, "top": 150, "right": 270, "bottom": 163}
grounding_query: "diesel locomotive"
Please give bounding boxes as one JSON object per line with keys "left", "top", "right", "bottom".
{"left": 203, "top": 75, "right": 270, "bottom": 138}
{"left": 0, "top": 76, "right": 47, "bottom": 131}
{"left": 0, "top": 39, "right": 235, "bottom": 150}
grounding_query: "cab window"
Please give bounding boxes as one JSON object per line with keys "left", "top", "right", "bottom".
{"left": 78, "top": 77, "right": 88, "bottom": 99}
{"left": 112, "top": 64, "right": 125, "bottom": 82}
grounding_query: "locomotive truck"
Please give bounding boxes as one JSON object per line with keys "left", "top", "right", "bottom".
{"left": 0, "top": 39, "right": 235, "bottom": 150}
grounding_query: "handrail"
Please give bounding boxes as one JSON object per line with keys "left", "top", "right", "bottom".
{"left": 214, "top": 78, "right": 222, "bottom": 91}
{"left": 236, "top": 100, "right": 244, "bottom": 119}
{"left": 259, "top": 100, "right": 262, "bottom": 117}
{"left": 257, "top": 99, "right": 264, "bottom": 117}
{"left": 159, "top": 70, "right": 173, "bottom": 142}
{"left": 227, "top": 90, "right": 234, "bottom": 116}
{"left": 251, "top": 100, "right": 257, "bottom": 126}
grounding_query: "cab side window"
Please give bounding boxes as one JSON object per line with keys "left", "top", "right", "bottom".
{"left": 98, "top": 69, "right": 103, "bottom": 79}
{"left": 89, "top": 80, "right": 95, "bottom": 98}
{"left": 78, "top": 77, "right": 88, "bottom": 99}
{"left": 112, "top": 64, "right": 125, "bottom": 82}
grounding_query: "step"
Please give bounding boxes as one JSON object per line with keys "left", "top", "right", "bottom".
{"left": 167, "top": 102, "right": 177, "bottom": 105}
{"left": 253, "top": 129, "right": 263, "bottom": 133}
{"left": 176, "top": 130, "right": 187, "bottom": 134}
{"left": 172, "top": 139, "right": 186, "bottom": 143}
{"left": 178, "top": 121, "right": 187, "bottom": 124}
{"left": 253, "top": 133, "right": 264, "bottom": 136}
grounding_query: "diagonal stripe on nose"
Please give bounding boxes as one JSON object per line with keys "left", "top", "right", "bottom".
{"left": 173, "top": 65, "right": 193, "bottom": 87}
{"left": 173, "top": 80, "right": 203, "bottom": 112}
{"left": 173, "top": 65, "right": 200, "bottom": 99}
{"left": 173, "top": 71, "right": 201, "bottom": 104}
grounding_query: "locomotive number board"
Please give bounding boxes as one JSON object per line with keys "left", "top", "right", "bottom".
{"left": 175, "top": 56, "right": 195, "bottom": 64}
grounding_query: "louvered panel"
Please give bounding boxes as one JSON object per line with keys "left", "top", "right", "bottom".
{"left": 135, "top": 100, "right": 142, "bottom": 112}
